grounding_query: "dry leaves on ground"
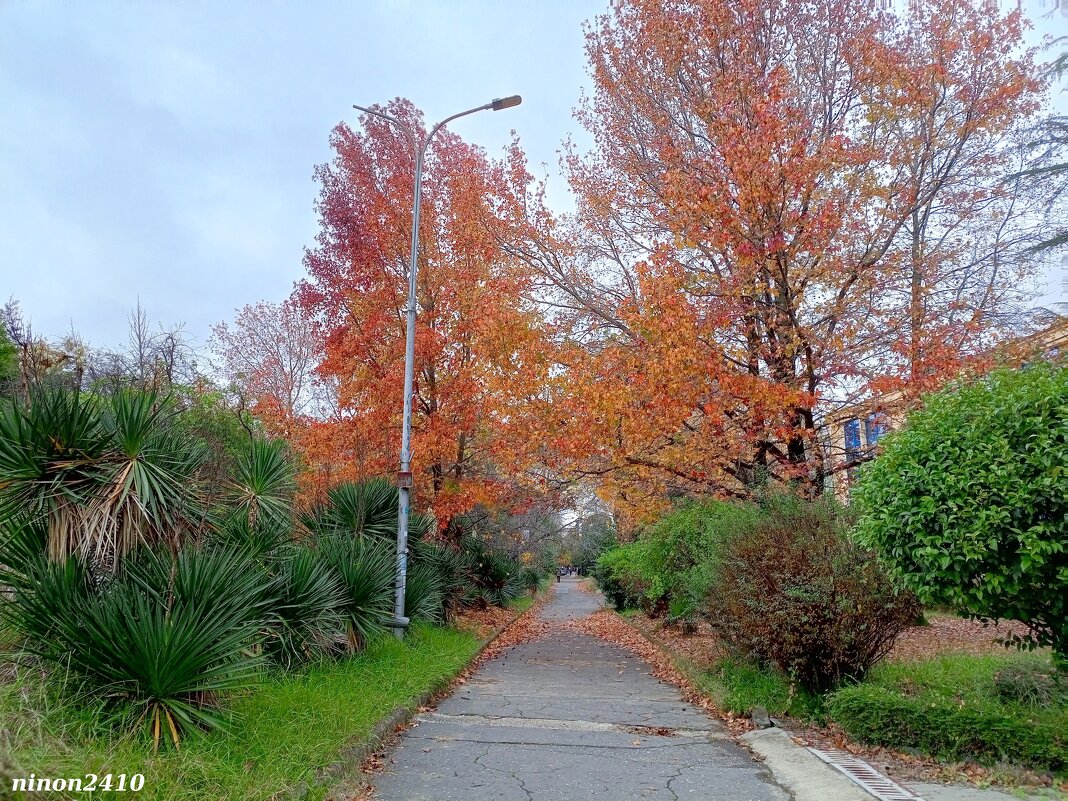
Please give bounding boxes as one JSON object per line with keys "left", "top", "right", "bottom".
{"left": 566, "top": 610, "right": 752, "bottom": 735}
{"left": 790, "top": 722, "right": 1061, "bottom": 791}
{"left": 890, "top": 615, "right": 1035, "bottom": 662}
{"left": 451, "top": 605, "right": 515, "bottom": 641}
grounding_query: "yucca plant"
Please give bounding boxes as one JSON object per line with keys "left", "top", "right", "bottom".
{"left": 467, "top": 545, "right": 525, "bottom": 608}
{"left": 302, "top": 477, "right": 433, "bottom": 540}
{"left": 264, "top": 546, "right": 347, "bottom": 668}
{"left": 403, "top": 558, "right": 446, "bottom": 625}
{"left": 209, "top": 511, "right": 293, "bottom": 560}
{"left": 410, "top": 541, "right": 477, "bottom": 620}
{"left": 316, "top": 533, "right": 395, "bottom": 650}
{"left": 516, "top": 565, "right": 544, "bottom": 595}
{"left": 226, "top": 438, "right": 295, "bottom": 530}
{"left": 0, "top": 518, "right": 95, "bottom": 647}
{"left": 4, "top": 545, "right": 269, "bottom": 749}
{"left": 0, "top": 389, "right": 206, "bottom": 569}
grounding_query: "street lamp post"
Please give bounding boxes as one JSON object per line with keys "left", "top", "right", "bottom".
{"left": 351, "top": 95, "right": 522, "bottom": 639}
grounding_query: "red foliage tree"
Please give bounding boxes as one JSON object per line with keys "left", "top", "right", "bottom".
{"left": 297, "top": 100, "right": 553, "bottom": 529}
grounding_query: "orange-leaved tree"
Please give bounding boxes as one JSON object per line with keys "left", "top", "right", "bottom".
{"left": 505, "top": 0, "right": 1057, "bottom": 519}
{"left": 297, "top": 99, "right": 553, "bottom": 531}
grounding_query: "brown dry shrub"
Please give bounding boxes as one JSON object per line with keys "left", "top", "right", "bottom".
{"left": 707, "top": 500, "right": 920, "bottom": 693}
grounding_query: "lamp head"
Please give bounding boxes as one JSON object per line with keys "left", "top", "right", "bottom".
{"left": 491, "top": 95, "right": 522, "bottom": 111}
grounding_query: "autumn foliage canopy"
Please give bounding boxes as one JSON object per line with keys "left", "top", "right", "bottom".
{"left": 215, "top": 0, "right": 1059, "bottom": 527}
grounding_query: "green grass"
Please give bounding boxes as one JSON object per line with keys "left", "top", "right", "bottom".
{"left": 829, "top": 651, "right": 1066, "bottom": 773}
{"left": 0, "top": 624, "right": 480, "bottom": 800}
{"left": 693, "top": 657, "right": 824, "bottom": 720}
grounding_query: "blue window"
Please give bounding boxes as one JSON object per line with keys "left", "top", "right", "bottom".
{"left": 844, "top": 418, "right": 861, "bottom": 462}
{"left": 865, "top": 413, "right": 888, "bottom": 446}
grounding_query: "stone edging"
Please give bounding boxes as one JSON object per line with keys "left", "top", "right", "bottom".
{"left": 289, "top": 591, "right": 551, "bottom": 800}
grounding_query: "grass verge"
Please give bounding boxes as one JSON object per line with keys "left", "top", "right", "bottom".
{"left": 695, "top": 656, "right": 824, "bottom": 721}
{"left": 0, "top": 624, "right": 480, "bottom": 800}
{"left": 828, "top": 651, "right": 1066, "bottom": 774}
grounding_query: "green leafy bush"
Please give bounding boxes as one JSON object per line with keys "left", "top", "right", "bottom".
{"left": 829, "top": 683, "right": 1065, "bottom": 772}
{"left": 595, "top": 499, "right": 763, "bottom": 615}
{"left": 708, "top": 498, "right": 920, "bottom": 692}
{"left": 595, "top": 540, "right": 657, "bottom": 610}
{"left": 854, "top": 363, "right": 1067, "bottom": 657}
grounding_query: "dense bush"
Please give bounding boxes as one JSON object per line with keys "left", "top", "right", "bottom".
{"left": 707, "top": 498, "right": 920, "bottom": 692}
{"left": 595, "top": 499, "right": 763, "bottom": 617}
{"left": 264, "top": 546, "right": 347, "bottom": 668}
{"left": 303, "top": 478, "right": 433, "bottom": 540}
{"left": 992, "top": 662, "right": 1066, "bottom": 708}
{"left": 829, "top": 683, "right": 1065, "bottom": 772}
{"left": 404, "top": 558, "right": 447, "bottom": 625}
{"left": 854, "top": 363, "right": 1067, "bottom": 657}
{"left": 316, "top": 533, "right": 396, "bottom": 650}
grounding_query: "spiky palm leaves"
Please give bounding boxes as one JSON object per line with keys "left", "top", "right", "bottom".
{"left": 0, "top": 389, "right": 205, "bottom": 569}
{"left": 1, "top": 544, "right": 269, "bottom": 750}
{"left": 316, "top": 534, "right": 395, "bottom": 650}
{"left": 403, "top": 558, "right": 446, "bottom": 625}
{"left": 303, "top": 477, "right": 434, "bottom": 540}
{"left": 227, "top": 438, "right": 295, "bottom": 530}
{"left": 265, "top": 547, "right": 347, "bottom": 668}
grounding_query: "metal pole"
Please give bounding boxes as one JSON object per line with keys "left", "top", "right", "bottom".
{"left": 352, "top": 96, "right": 522, "bottom": 640}
{"left": 392, "top": 144, "right": 423, "bottom": 639}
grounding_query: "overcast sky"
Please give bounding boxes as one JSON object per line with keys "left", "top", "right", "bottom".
{"left": 2, "top": 0, "right": 1066, "bottom": 351}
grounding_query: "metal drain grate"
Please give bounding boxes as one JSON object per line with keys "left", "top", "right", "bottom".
{"left": 808, "top": 748, "right": 926, "bottom": 801}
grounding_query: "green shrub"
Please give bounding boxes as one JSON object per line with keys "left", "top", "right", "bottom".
{"left": 708, "top": 498, "right": 920, "bottom": 692}
{"left": 992, "top": 662, "right": 1066, "bottom": 708}
{"left": 595, "top": 541, "right": 655, "bottom": 610}
{"left": 703, "top": 657, "right": 824, "bottom": 720}
{"left": 595, "top": 499, "right": 763, "bottom": 615}
{"left": 854, "top": 363, "right": 1067, "bottom": 657}
{"left": 829, "top": 683, "right": 1065, "bottom": 772}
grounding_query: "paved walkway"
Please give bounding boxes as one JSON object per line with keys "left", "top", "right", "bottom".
{"left": 372, "top": 578, "right": 789, "bottom": 800}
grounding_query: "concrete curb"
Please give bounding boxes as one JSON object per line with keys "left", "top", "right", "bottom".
{"left": 614, "top": 614, "right": 879, "bottom": 800}
{"left": 741, "top": 727, "right": 872, "bottom": 801}
{"left": 286, "top": 591, "right": 550, "bottom": 800}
